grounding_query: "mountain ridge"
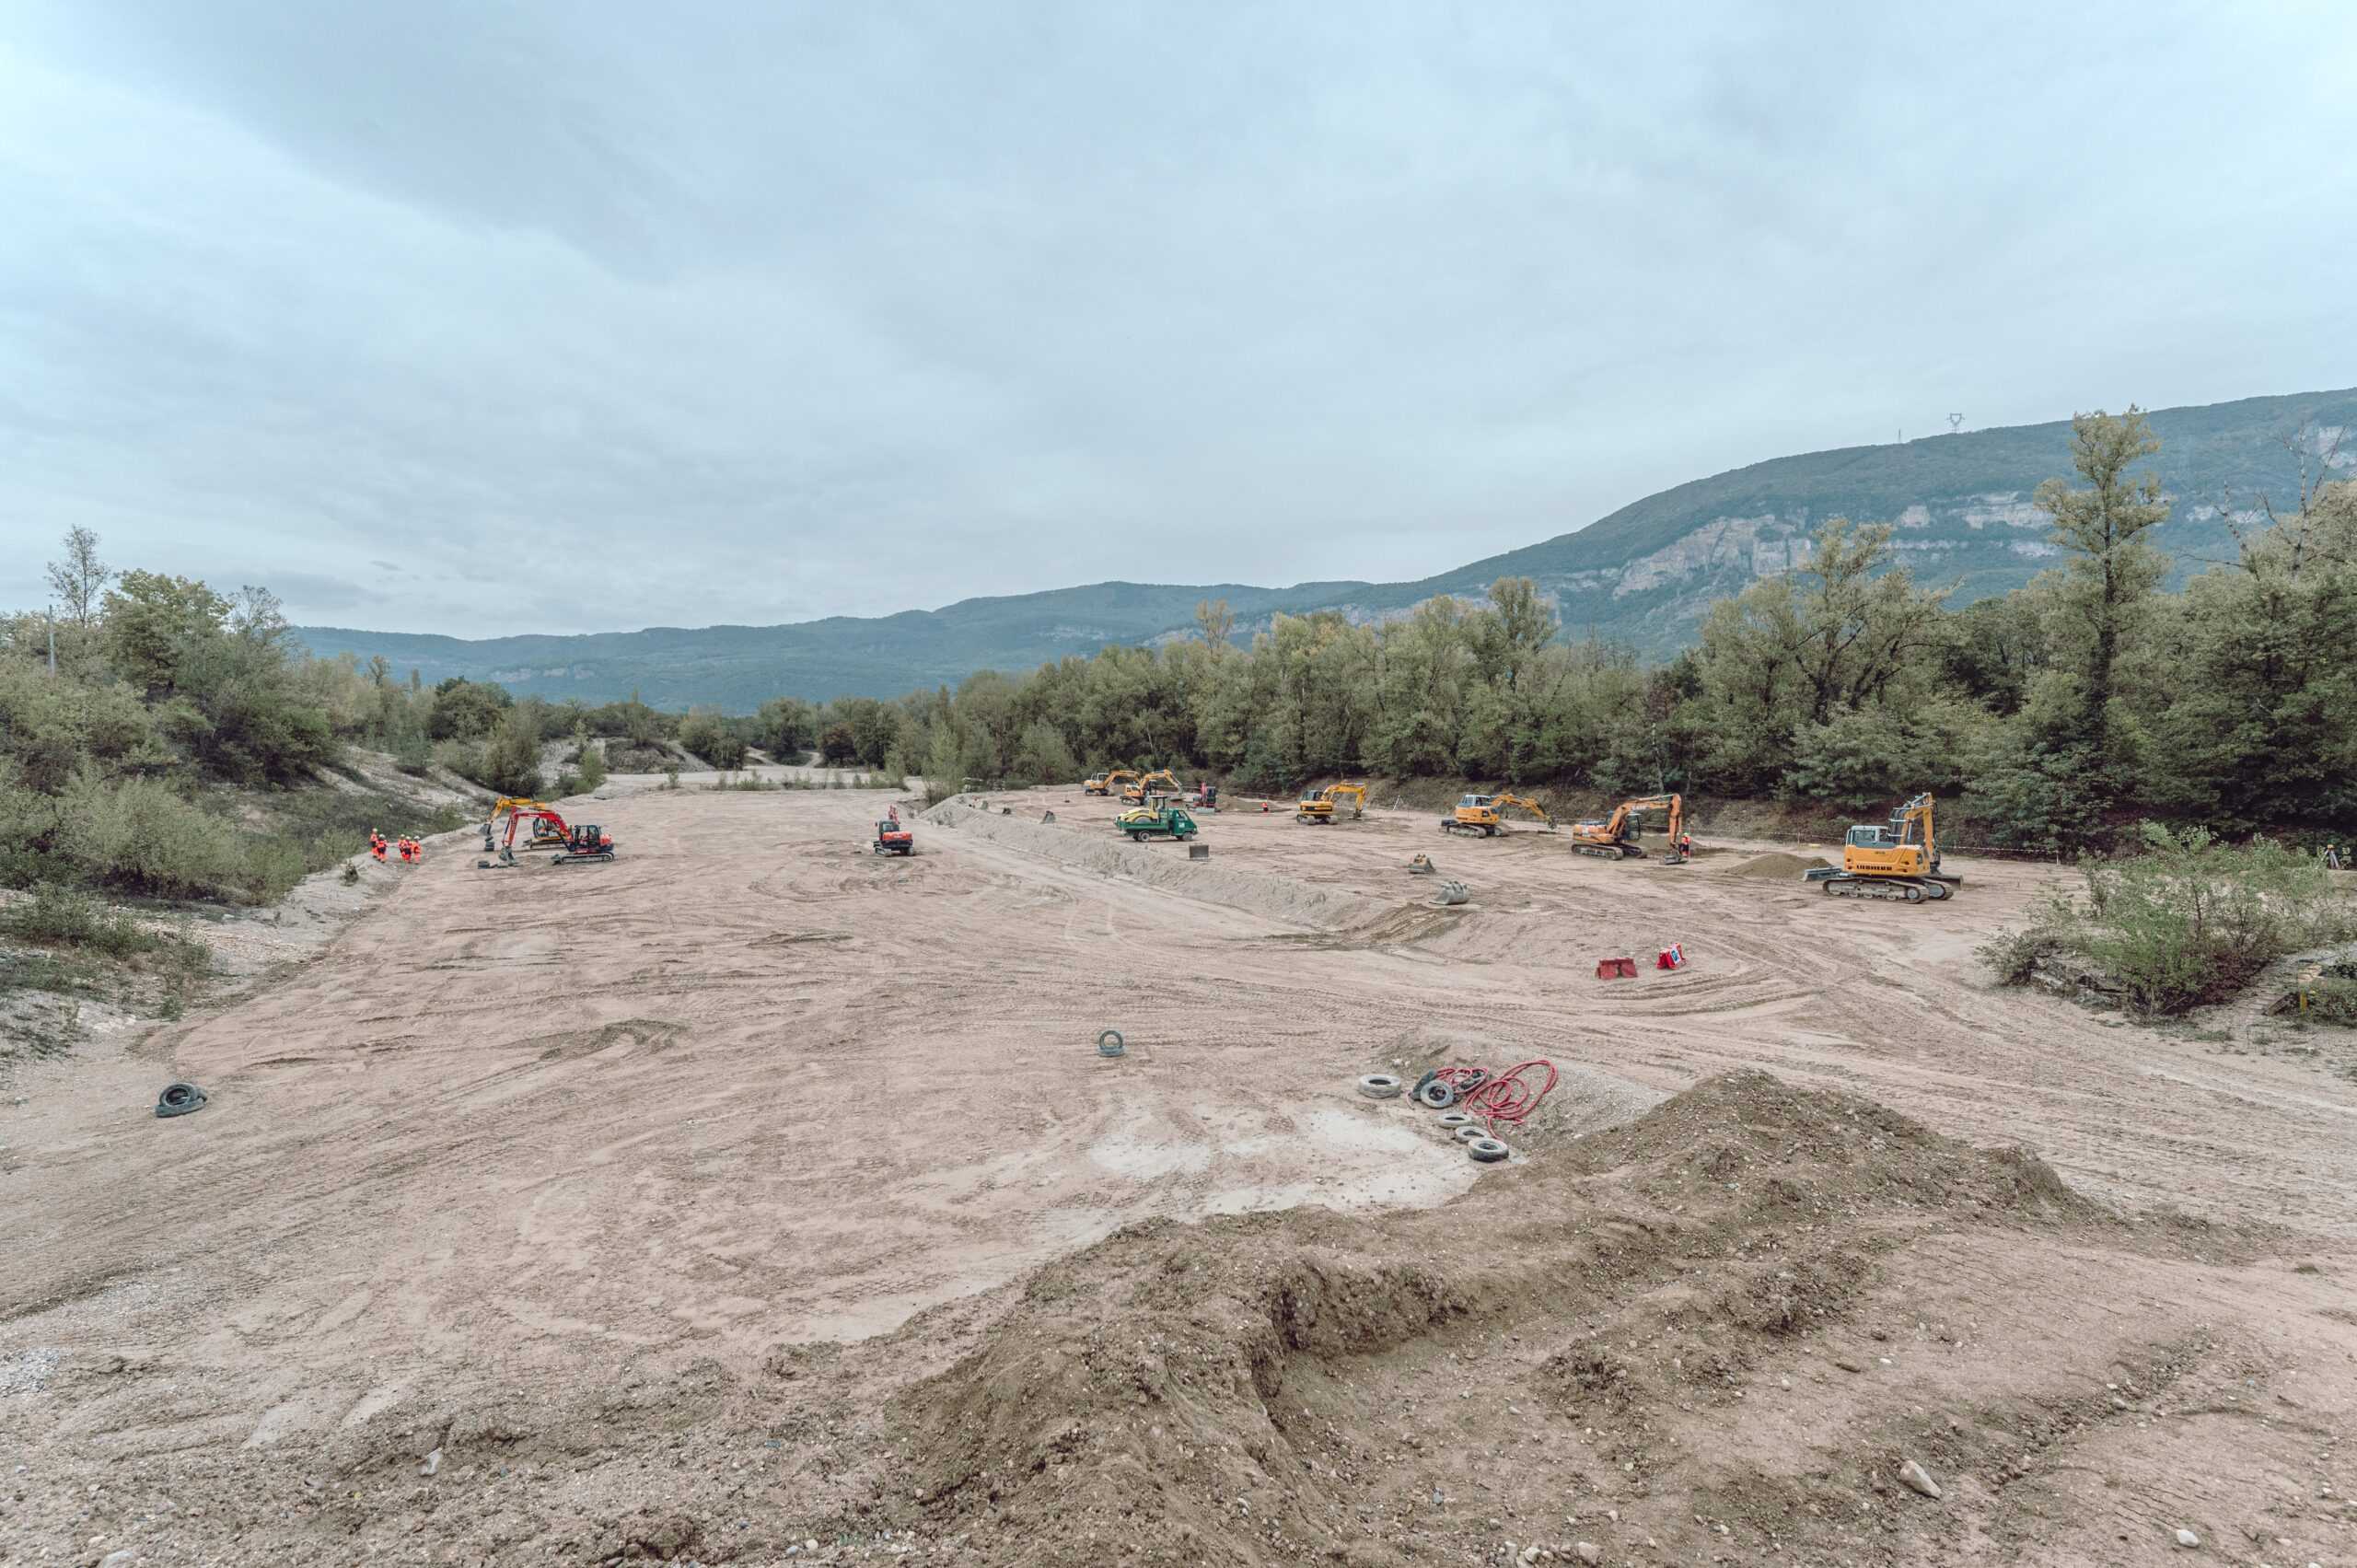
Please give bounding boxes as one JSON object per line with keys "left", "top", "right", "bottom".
{"left": 296, "top": 385, "right": 2356, "bottom": 709}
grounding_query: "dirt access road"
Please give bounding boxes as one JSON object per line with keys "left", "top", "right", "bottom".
{"left": 4, "top": 784, "right": 2353, "bottom": 1565}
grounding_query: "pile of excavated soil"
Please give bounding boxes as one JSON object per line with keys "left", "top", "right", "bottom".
{"left": 869, "top": 1072, "right": 2219, "bottom": 1568}
{"left": 1724, "top": 849, "right": 1833, "bottom": 878}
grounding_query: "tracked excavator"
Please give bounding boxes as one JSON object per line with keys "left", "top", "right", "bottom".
{"left": 1084, "top": 769, "right": 1136, "bottom": 797}
{"left": 1296, "top": 782, "right": 1369, "bottom": 823}
{"left": 1804, "top": 792, "right": 1961, "bottom": 902}
{"left": 482, "top": 796, "right": 564, "bottom": 852}
{"left": 482, "top": 807, "right": 615, "bottom": 867}
{"left": 1571, "top": 794, "right": 1684, "bottom": 862}
{"left": 1441, "top": 793, "right": 1553, "bottom": 837}
{"left": 1122, "top": 769, "right": 1180, "bottom": 804}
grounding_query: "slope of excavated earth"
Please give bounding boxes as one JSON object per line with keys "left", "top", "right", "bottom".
{"left": 4, "top": 785, "right": 2354, "bottom": 1566}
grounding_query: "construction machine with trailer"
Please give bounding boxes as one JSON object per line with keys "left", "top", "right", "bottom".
{"left": 1114, "top": 800, "right": 1201, "bottom": 842}
{"left": 1804, "top": 792, "right": 1961, "bottom": 902}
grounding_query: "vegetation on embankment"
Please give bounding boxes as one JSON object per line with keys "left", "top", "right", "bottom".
{"left": 1980, "top": 824, "right": 2355, "bottom": 1016}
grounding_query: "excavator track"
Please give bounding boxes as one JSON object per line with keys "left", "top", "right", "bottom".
{"left": 1575, "top": 842, "right": 1644, "bottom": 860}
{"left": 1814, "top": 874, "right": 1951, "bottom": 903}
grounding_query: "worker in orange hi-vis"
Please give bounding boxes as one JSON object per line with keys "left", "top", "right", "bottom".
{"left": 370, "top": 830, "right": 388, "bottom": 864}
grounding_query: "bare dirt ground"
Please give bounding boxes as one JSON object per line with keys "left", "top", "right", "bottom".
{"left": 4, "top": 788, "right": 2353, "bottom": 1567}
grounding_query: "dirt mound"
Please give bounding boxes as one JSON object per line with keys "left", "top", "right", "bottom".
{"left": 1564, "top": 1067, "right": 2087, "bottom": 1223}
{"left": 880, "top": 1071, "right": 2097, "bottom": 1565}
{"left": 1724, "top": 850, "right": 1832, "bottom": 878}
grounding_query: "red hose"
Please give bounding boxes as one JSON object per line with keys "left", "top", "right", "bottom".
{"left": 1431, "top": 1059, "right": 1558, "bottom": 1132}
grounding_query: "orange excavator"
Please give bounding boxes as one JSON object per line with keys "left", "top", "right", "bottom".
{"left": 481, "top": 806, "right": 615, "bottom": 867}
{"left": 1571, "top": 794, "right": 1684, "bottom": 862}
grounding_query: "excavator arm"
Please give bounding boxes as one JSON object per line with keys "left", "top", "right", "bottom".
{"left": 1493, "top": 793, "right": 1553, "bottom": 830}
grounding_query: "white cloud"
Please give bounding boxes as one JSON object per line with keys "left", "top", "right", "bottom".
{"left": 3, "top": 1, "right": 2352, "bottom": 633}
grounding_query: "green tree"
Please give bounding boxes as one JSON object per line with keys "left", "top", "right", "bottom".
{"left": 101, "top": 571, "right": 231, "bottom": 698}
{"left": 45, "top": 526, "right": 113, "bottom": 627}
{"left": 2032, "top": 407, "right": 2170, "bottom": 784}
{"left": 425, "top": 678, "right": 511, "bottom": 741}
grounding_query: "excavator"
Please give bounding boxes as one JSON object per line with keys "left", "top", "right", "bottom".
{"left": 1570, "top": 794, "right": 1685, "bottom": 862}
{"left": 1296, "top": 782, "right": 1369, "bottom": 823}
{"left": 1441, "top": 792, "right": 1553, "bottom": 837}
{"left": 482, "top": 796, "right": 564, "bottom": 852}
{"left": 1085, "top": 768, "right": 1137, "bottom": 798}
{"left": 482, "top": 806, "right": 615, "bottom": 867}
{"left": 1121, "top": 769, "right": 1180, "bottom": 804}
{"left": 1804, "top": 792, "right": 1961, "bottom": 902}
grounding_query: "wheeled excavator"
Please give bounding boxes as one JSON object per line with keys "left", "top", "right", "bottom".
{"left": 1803, "top": 792, "right": 1961, "bottom": 902}
{"left": 1122, "top": 769, "right": 1180, "bottom": 804}
{"left": 1296, "top": 782, "right": 1369, "bottom": 823}
{"left": 1441, "top": 793, "right": 1553, "bottom": 837}
{"left": 1571, "top": 794, "right": 1685, "bottom": 862}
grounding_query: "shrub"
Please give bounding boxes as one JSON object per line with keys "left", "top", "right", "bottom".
{"left": 1, "top": 883, "right": 209, "bottom": 982}
{"left": 478, "top": 711, "right": 544, "bottom": 798}
{"left": 1984, "top": 823, "right": 2351, "bottom": 1016}
{"left": 53, "top": 775, "right": 248, "bottom": 898}
{"left": 679, "top": 709, "right": 749, "bottom": 771}
{"left": 575, "top": 740, "right": 607, "bottom": 792}
{"left": 2304, "top": 976, "right": 2357, "bottom": 1025}
{"left": 391, "top": 731, "right": 434, "bottom": 775}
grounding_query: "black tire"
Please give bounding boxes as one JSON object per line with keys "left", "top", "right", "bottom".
{"left": 1416, "top": 1080, "right": 1457, "bottom": 1109}
{"left": 1357, "top": 1074, "right": 1404, "bottom": 1099}
{"left": 156, "top": 1082, "right": 207, "bottom": 1119}
{"left": 1453, "top": 1125, "right": 1490, "bottom": 1144}
{"left": 1467, "top": 1137, "right": 1510, "bottom": 1163}
{"left": 1437, "top": 1111, "right": 1476, "bottom": 1129}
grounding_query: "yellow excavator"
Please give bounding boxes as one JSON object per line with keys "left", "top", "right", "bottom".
{"left": 1085, "top": 768, "right": 1137, "bottom": 798}
{"left": 1441, "top": 792, "right": 1553, "bottom": 837}
{"left": 1121, "top": 768, "right": 1180, "bottom": 804}
{"left": 1571, "top": 794, "right": 1685, "bottom": 862}
{"left": 1805, "top": 792, "right": 1961, "bottom": 902}
{"left": 1295, "top": 782, "right": 1369, "bottom": 823}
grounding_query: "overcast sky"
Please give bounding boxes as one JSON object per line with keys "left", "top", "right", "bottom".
{"left": 3, "top": 3, "right": 2352, "bottom": 636}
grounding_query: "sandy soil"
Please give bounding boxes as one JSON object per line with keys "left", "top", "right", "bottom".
{"left": 4, "top": 788, "right": 2353, "bottom": 1566}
